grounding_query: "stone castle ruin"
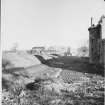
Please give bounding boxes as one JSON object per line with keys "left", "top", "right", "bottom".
{"left": 88, "top": 15, "right": 105, "bottom": 68}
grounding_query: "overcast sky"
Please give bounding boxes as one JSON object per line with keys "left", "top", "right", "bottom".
{"left": 1, "top": 0, "right": 105, "bottom": 50}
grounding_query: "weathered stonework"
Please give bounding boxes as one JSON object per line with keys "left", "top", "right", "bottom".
{"left": 88, "top": 24, "right": 102, "bottom": 64}
{"left": 88, "top": 16, "right": 105, "bottom": 69}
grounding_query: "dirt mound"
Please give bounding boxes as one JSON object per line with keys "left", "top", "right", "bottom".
{"left": 2, "top": 51, "right": 41, "bottom": 68}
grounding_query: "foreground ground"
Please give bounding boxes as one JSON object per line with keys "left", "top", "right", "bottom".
{"left": 2, "top": 52, "right": 105, "bottom": 105}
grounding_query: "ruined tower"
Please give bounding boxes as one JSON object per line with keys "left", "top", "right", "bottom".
{"left": 88, "top": 20, "right": 102, "bottom": 64}
{"left": 88, "top": 16, "right": 105, "bottom": 65}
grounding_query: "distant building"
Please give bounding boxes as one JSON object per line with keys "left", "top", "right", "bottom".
{"left": 64, "top": 47, "right": 72, "bottom": 56}
{"left": 88, "top": 15, "right": 105, "bottom": 67}
{"left": 31, "top": 47, "right": 45, "bottom": 54}
{"left": 47, "top": 46, "right": 67, "bottom": 55}
{"left": 47, "top": 46, "right": 57, "bottom": 54}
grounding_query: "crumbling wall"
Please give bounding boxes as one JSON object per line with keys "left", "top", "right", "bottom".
{"left": 88, "top": 25, "right": 101, "bottom": 64}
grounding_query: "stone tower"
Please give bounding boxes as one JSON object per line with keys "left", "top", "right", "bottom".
{"left": 88, "top": 16, "right": 105, "bottom": 65}
{"left": 88, "top": 24, "right": 102, "bottom": 64}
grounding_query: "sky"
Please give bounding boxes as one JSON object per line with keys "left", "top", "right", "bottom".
{"left": 1, "top": 0, "right": 105, "bottom": 50}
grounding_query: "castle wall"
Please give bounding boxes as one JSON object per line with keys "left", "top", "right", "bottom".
{"left": 88, "top": 25, "right": 102, "bottom": 64}
{"left": 101, "top": 40, "right": 105, "bottom": 68}
{"left": 101, "top": 17, "right": 105, "bottom": 39}
{"left": 88, "top": 17, "right": 105, "bottom": 70}
{"left": 99, "top": 16, "right": 105, "bottom": 68}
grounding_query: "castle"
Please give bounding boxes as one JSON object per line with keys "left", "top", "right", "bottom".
{"left": 88, "top": 15, "right": 105, "bottom": 68}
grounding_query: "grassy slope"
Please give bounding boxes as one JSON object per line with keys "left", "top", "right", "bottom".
{"left": 2, "top": 64, "right": 61, "bottom": 90}
{"left": 36, "top": 55, "right": 104, "bottom": 76}
{"left": 2, "top": 51, "right": 41, "bottom": 68}
{"left": 2, "top": 54, "right": 104, "bottom": 105}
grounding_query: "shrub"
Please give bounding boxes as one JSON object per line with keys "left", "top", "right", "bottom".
{"left": 2, "top": 59, "right": 11, "bottom": 70}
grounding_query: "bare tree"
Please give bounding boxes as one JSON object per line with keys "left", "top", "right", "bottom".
{"left": 2, "top": 59, "right": 11, "bottom": 70}
{"left": 11, "top": 43, "right": 18, "bottom": 52}
{"left": 77, "top": 46, "right": 89, "bottom": 57}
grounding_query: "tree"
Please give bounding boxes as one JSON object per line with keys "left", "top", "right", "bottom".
{"left": 77, "top": 46, "right": 89, "bottom": 57}
{"left": 2, "top": 59, "right": 11, "bottom": 70}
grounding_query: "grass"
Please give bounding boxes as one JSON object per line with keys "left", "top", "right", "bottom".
{"left": 2, "top": 53, "right": 104, "bottom": 105}
{"left": 2, "top": 75, "right": 104, "bottom": 105}
{"left": 35, "top": 55, "right": 104, "bottom": 76}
